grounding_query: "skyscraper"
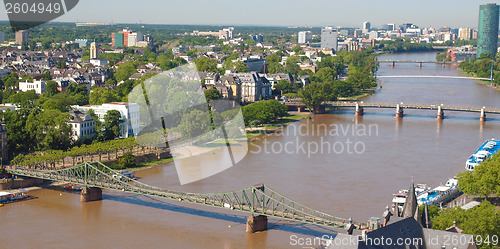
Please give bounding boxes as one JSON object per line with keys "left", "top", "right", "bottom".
{"left": 298, "top": 31, "right": 312, "bottom": 44}
{"left": 363, "top": 21, "right": 371, "bottom": 31}
{"left": 478, "top": 3, "right": 499, "bottom": 57}
{"left": 15, "top": 30, "right": 28, "bottom": 46}
{"left": 321, "top": 27, "right": 338, "bottom": 51}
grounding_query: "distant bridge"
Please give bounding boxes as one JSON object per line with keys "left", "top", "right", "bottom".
{"left": 285, "top": 101, "right": 497, "bottom": 121}
{"left": 4, "top": 162, "right": 354, "bottom": 232}
{"left": 377, "top": 75, "right": 491, "bottom": 80}
{"left": 378, "top": 60, "right": 457, "bottom": 68}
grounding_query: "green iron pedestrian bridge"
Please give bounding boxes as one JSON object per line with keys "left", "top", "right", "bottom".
{"left": 5, "top": 162, "right": 353, "bottom": 229}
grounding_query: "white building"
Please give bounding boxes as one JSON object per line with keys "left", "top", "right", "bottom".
{"left": 298, "top": 31, "right": 312, "bottom": 44}
{"left": 127, "top": 32, "right": 143, "bottom": 47}
{"left": 369, "top": 31, "right": 379, "bottom": 39}
{"left": 219, "top": 27, "right": 234, "bottom": 40}
{"left": 19, "top": 80, "right": 46, "bottom": 94}
{"left": 75, "top": 102, "right": 140, "bottom": 138}
{"left": 321, "top": 27, "right": 338, "bottom": 51}
{"left": 68, "top": 110, "right": 96, "bottom": 141}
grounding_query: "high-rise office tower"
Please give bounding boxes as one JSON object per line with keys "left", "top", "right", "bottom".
{"left": 478, "top": 3, "right": 499, "bottom": 57}
{"left": 298, "top": 31, "right": 312, "bottom": 44}
{"left": 15, "top": 30, "right": 28, "bottom": 45}
{"left": 363, "top": 21, "right": 371, "bottom": 31}
{"left": 321, "top": 27, "right": 338, "bottom": 51}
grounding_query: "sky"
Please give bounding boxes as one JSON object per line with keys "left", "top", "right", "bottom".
{"left": 0, "top": 0, "right": 496, "bottom": 28}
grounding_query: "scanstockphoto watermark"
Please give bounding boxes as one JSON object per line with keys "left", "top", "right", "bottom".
{"left": 250, "top": 122, "right": 379, "bottom": 158}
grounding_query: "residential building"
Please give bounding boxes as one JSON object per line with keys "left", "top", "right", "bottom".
{"left": 298, "top": 31, "right": 312, "bottom": 44}
{"left": 19, "top": 80, "right": 46, "bottom": 94}
{"left": 459, "top": 28, "right": 474, "bottom": 40}
{"left": 227, "top": 72, "right": 272, "bottom": 103}
{"left": 68, "top": 110, "right": 96, "bottom": 141}
{"left": 321, "top": 27, "right": 338, "bottom": 51}
{"left": 478, "top": 3, "right": 499, "bottom": 57}
{"left": 75, "top": 102, "right": 140, "bottom": 138}
{"left": 241, "top": 56, "right": 267, "bottom": 73}
{"left": 15, "top": 30, "right": 28, "bottom": 45}
{"left": 90, "top": 42, "right": 97, "bottom": 59}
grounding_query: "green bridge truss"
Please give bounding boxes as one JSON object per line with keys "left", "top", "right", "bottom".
{"left": 5, "top": 162, "right": 352, "bottom": 229}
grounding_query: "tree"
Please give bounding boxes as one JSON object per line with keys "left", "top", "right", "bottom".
{"left": 242, "top": 100, "right": 287, "bottom": 126}
{"left": 115, "top": 61, "right": 137, "bottom": 82}
{"left": 27, "top": 109, "right": 72, "bottom": 150}
{"left": 57, "top": 60, "right": 67, "bottom": 69}
{"left": 118, "top": 152, "right": 136, "bottom": 169}
{"left": 42, "top": 70, "right": 52, "bottom": 81}
{"left": 7, "top": 90, "right": 39, "bottom": 108}
{"left": 2, "top": 73, "right": 19, "bottom": 89}
{"left": 45, "top": 80, "right": 59, "bottom": 97}
{"left": 298, "top": 82, "right": 337, "bottom": 113}
{"left": 457, "top": 153, "right": 500, "bottom": 199}
{"left": 273, "top": 80, "right": 298, "bottom": 96}
{"left": 89, "top": 88, "right": 120, "bottom": 105}
{"left": 204, "top": 89, "right": 221, "bottom": 102}
{"left": 268, "top": 62, "right": 285, "bottom": 74}
{"left": 102, "top": 110, "right": 123, "bottom": 140}
{"left": 195, "top": 57, "right": 218, "bottom": 73}
{"left": 40, "top": 93, "right": 75, "bottom": 112}
{"left": 315, "top": 67, "right": 337, "bottom": 84}
{"left": 432, "top": 201, "right": 500, "bottom": 248}
{"left": 180, "top": 109, "right": 213, "bottom": 138}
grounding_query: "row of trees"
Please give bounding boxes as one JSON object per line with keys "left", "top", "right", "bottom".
{"left": 10, "top": 137, "right": 141, "bottom": 168}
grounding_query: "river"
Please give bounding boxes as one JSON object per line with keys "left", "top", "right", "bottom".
{"left": 2, "top": 52, "right": 500, "bottom": 249}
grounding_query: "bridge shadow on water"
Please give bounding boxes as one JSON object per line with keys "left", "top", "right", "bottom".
{"left": 102, "top": 192, "right": 341, "bottom": 237}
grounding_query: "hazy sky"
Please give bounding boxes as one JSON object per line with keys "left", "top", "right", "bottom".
{"left": 0, "top": 0, "right": 495, "bottom": 28}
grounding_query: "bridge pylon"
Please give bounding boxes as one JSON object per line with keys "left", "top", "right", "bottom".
{"left": 437, "top": 106, "right": 444, "bottom": 120}
{"left": 246, "top": 215, "right": 268, "bottom": 233}
{"left": 480, "top": 108, "right": 486, "bottom": 122}
{"left": 355, "top": 103, "right": 364, "bottom": 116}
{"left": 81, "top": 186, "right": 102, "bottom": 202}
{"left": 396, "top": 104, "right": 404, "bottom": 118}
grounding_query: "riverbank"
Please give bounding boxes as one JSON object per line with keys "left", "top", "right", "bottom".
{"left": 338, "top": 88, "right": 376, "bottom": 101}
{"left": 457, "top": 68, "right": 500, "bottom": 91}
{"left": 245, "top": 113, "right": 309, "bottom": 140}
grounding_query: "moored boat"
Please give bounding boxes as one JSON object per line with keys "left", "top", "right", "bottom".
{"left": 466, "top": 139, "right": 500, "bottom": 171}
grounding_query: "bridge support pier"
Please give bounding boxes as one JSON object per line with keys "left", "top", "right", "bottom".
{"left": 437, "top": 106, "right": 444, "bottom": 120}
{"left": 480, "top": 108, "right": 486, "bottom": 122}
{"left": 395, "top": 104, "right": 404, "bottom": 118}
{"left": 81, "top": 187, "right": 102, "bottom": 202}
{"left": 314, "top": 105, "right": 326, "bottom": 114}
{"left": 298, "top": 106, "right": 306, "bottom": 112}
{"left": 392, "top": 62, "right": 395, "bottom": 68}
{"left": 419, "top": 62, "right": 422, "bottom": 68}
{"left": 355, "top": 103, "right": 364, "bottom": 116}
{"left": 442, "top": 64, "right": 445, "bottom": 69}
{"left": 246, "top": 215, "right": 268, "bottom": 233}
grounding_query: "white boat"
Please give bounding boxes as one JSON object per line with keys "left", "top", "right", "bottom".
{"left": 392, "top": 184, "right": 431, "bottom": 212}
{"left": 417, "top": 178, "right": 459, "bottom": 205}
{"left": 466, "top": 139, "right": 500, "bottom": 171}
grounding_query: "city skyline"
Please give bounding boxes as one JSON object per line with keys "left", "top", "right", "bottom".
{"left": 0, "top": 0, "right": 494, "bottom": 28}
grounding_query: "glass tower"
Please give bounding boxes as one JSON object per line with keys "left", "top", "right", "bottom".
{"left": 478, "top": 3, "right": 499, "bottom": 57}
